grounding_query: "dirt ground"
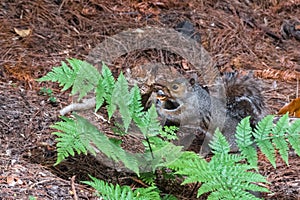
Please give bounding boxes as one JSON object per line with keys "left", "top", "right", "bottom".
{"left": 0, "top": 0, "right": 299, "bottom": 199}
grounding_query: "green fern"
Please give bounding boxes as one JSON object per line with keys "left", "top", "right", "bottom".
{"left": 129, "top": 85, "right": 145, "bottom": 125}
{"left": 38, "top": 59, "right": 160, "bottom": 135}
{"left": 37, "top": 59, "right": 79, "bottom": 91}
{"left": 287, "top": 119, "right": 300, "bottom": 155}
{"left": 209, "top": 128, "right": 231, "bottom": 154}
{"left": 169, "top": 131, "right": 269, "bottom": 199}
{"left": 112, "top": 73, "right": 132, "bottom": 131}
{"left": 271, "top": 114, "right": 290, "bottom": 165}
{"left": 236, "top": 116, "right": 258, "bottom": 168}
{"left": 139, "top": 105, "right": 161, "bottom": 138}
{"left": 159, "top": 126, "right": 178, "bottom": 141}
{"left": 144, "top": 143, "right": 183, "bottom": 172}
{"left": 70, "top": 59, "right": 101, "bottom": 100}
{"left": 140, "top": 172, "right": 157, "bottom": 186}
{"left": 51, "top": 114, "right": 183, "bottom": 175}
{"left": 253, "top": 115, "right": 276, "bottom": 168}
{"left": 52, "top": 114, "right": 140, "bottom": 174}
{"left": 40, "top": 59, "right": 183, "bottom": 175}
{"left": 39, "top": 58, "right": 300, "bottom": 199}
{"left": 37, "top": 58, "right": 101, "bottom": 100}
{"left": 241, "top": 113, "right": 300, "bottom": 168}
{"left": 51, "top": 116, "right": 92, "bottom": 165}
{"left": 82, "top": 175, "right": 161, "bottom": 200}
{"left": 142, "top": 126, "right": 179, "bottom": 152}
{"left": 99, "top": 63, "right": 116, "bottom": 117}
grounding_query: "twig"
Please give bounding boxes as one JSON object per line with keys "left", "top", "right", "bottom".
{"left": 71, "top": 175, "right": 78, "bottom": 200}
{"left": 58, "top": 0, "right": 67, "bottom": 14}
{"left": 0, "top": 120, "right": 10, "bottom": 128}
{"left": 296, "top": 77, "right": 299, "bottom": 98}
{"left": 60, "top": 97, "right": 96, "bottom": 115}
{"left": 29, "top": 179, "right": 54, "bottom": 189}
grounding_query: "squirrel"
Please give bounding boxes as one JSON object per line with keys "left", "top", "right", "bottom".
{"left": 155, "top": 71, "right": 266, "bottom": 153}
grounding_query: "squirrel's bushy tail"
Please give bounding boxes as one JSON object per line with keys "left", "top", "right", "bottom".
{"left": 223, "top": 71, "right": 266, "bottom": 126}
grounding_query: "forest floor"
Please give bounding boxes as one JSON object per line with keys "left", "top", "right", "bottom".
{"left": 0, "top": 0, "right": 299, "bottom": 199}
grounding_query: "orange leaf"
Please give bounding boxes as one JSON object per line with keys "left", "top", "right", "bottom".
{"left": 278, "top": 97, "right": 300, "bottom": 117}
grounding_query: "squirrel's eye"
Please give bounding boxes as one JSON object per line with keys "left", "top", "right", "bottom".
{"left": 172, "top": 84, "right": 179, "bottom": 90}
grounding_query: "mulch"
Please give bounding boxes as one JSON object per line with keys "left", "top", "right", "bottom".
{"left": 0, "top": 0, "right": 299, "bottom": 199}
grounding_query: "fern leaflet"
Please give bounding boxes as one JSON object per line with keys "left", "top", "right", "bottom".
{"left": 82, "top": 175, "right": 160, "bottom": 200}
{"left": 129, "top": 85, "right": 145, "bottom": 125}
{"left": 287, "top": 119, "right": 300, "bottom": 156}
{"left": 139, "top": 105, "right": 161, "bottom": 138}
{"left": 209, "top": 128, "right": 230, "bottom": 154}
{"left": 112, "top": 72, "right": 132, "bottom": 131}
{"left": 235, "top": 116, "right": 258, "bottom": 168}
{"left": 171, "top": 131, "right": 269, "bottom": 199}
{"left": 51, "top": 116, "right": 92, "bottom": 165}
{"left": 253, "top": 115, "right": 276, "bottom": 168}
{"left": 37, "top": 58, "right": 101, "bottom": 100}
{"left": 271, "top": 113, "right": 290, "bottom": 165}
{"left": 69, "top": 58, "right": 101, "bottom": 100}
{"left": 52, "top": 114, "right": 140, "bottom": 174}
{"left": 37, "top": 60, "right": 79, "bottom": 91}
{"left": 101, "top": 63, "right": 116, "bottom": 118}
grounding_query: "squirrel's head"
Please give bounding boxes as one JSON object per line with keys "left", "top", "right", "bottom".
{"left": 167, "top": 78, "right": 192, "bottom": 99}
{"left": 167, "top": 77, "right": 210, "bottom": 98}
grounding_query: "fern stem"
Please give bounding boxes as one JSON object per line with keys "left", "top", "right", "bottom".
{"left": 189, "top": 182, "right": 199, "bottom": 198}
{"left": 145, "top": 136, "right": 154, "bottom": 159}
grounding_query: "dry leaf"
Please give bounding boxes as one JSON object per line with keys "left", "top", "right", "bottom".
{"left": 7, "top": 175, "right": 23, "bottom": 187}
{"left": 14, "top": 27, "right": 31, "bottom": 37}
{"left": 182, "top": 59, "right": 189, "bottom": 70}
{"left": 255, "top": 68, "right": 299, "bottom": 81}
{"left": 278, "top": 97, "right": 300, "bottom": 117}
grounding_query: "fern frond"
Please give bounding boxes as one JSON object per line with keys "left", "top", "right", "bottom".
{"left": 148, "top": 143, "right": 183, "bottom": 171}
{"left": 209, "top": 153, "right": 243, "bottom": 168}
{"left": 53, "top": 114, "right": 140, "bottom": 174}
{"left": 134, "top": 186, "right": 161, "bottom": 199}
{"left": 159, "top": 126, "right": 178, "bottom": 141}
{"left": 112, "top": 72, "right": 132, "bottom": 131}
{"left": 209, "top": 128, "right": 230, "bottom": 155}
{"left": 129, "top": 85, "right": 145, "bottom": 125}
{"left": 253, "top": 115, "right": 276, "bottom": 168}
{"left": 171, "top": 153, "right": 209, "bottom": 184}
{"left": 167, "top": 151, "right": 202, "bottom": 172}
{"left": 287, "top": 119, "right": 300, "bottom": 156}
{"left": 171, "top": 132, "right": 269, "bottom": 199}
{"left": 76, "top": 114, "right": 140, "bottom": 175}
{"left": 196, "top": 163, "right": 268, "bottom": 198}
{"left": 207, "top": 188, "right": 262, "bottom": 200}
{"left": 37, "top": 58, "right": 101, "bottom": 100}
{"left": 101, "top": 63, "right": 116, "bottom": 118}
{"left": 271, "top": 113, "right": 290, "bottom": 165}
{"left": 138, "top": 142, "right": 183, "bottom": 173}
{"left": 235, "top": 116, "right": 258, "bottom": 168}
{"left": 37, "top": 60, "right": 79, "bottom": 91}
{"left": 82, "top": 175, "right": 160, "bottom": 200}
{"left": 140, "top": 172, "right": 157, "bottom": 186}
{"left": 139, "top": 105, "right": 161, "bottom": 138}
{"left": 51, "top": 116, "right": 91, "bottom": 165}
{"left": 69, "top": 58, "right": 101, "bottom": 100}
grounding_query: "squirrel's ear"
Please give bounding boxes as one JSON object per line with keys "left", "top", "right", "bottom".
{"left": 189, "top": 78, "right": 196, "bottom": 86}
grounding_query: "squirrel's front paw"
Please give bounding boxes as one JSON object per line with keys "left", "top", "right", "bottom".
{"left": 156, "top": 98, "right": 164, "bottom": 107}
{"left": 155, "top": 90, "right": 167, "bottom": 107}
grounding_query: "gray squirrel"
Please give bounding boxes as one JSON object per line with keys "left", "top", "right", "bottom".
{"left": 155, "top": 72, "right": 266, "bottom": 153}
